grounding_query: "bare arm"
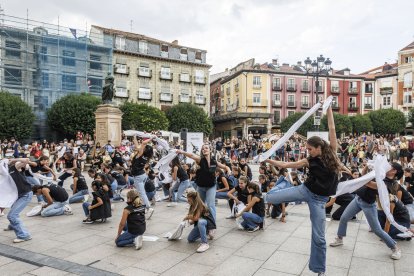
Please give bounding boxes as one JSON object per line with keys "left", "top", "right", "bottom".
{"left": 172, "top": 166, "right": 178, "bottom": 181}
{"left": 217, "top": 176, "right": 229, "bottom": 192}
{"left": 264, "top": 158, "right": 309, "bottom": 169}
{"left": 177, "top": 149, "right": 201, "bottom": 164}
{"left": 237, "top": 195, "right": 259, "bottom": 216}
{"left": 116, "top": 209, "right": 129, "bottom": 238}
{"left": 384, "top": 202, "right": 395, "bottom": 233}
{"left": 326, "top": 106, "right": 337, "bottom": 152}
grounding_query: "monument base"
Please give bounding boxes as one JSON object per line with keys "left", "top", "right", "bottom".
{"left": 95, "top": 104, "right": 123, "bottom": 147}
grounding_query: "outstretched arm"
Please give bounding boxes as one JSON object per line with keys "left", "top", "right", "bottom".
{"left": 326, "top": 106, "right": 337, "bottom": 152}
{"left": 264, "top": 158, "right": 309, "bottom": 169}
{"left": 177, "top": 149, "right": 201, "bottom": 164}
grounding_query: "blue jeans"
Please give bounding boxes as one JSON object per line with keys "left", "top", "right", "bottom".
{"left": 134, "top": 174, "right": 150, "bottom": 208}
{"left": 41, "top": 201, "right": 67, "bottom": 217}
{"left": 116, "top": 230, "right": 138, "bottom": 247}
{"left": 338, "top": 196, "right": 396, "bottom": 249}
{"left": 58, "top": 172, "right": 72, "bottom": 187}
{"left": 197, "top": 186, "right": 216, "bottom": 221}
{"left": 146, "top": 191, "right": 155, "bottom": 201}
{"left": 26, "top": 176, "right": 44, "bottom": 203}
{"left": 188, "top": 218, "right": 208, "bottom": 244}
{"left": 83, "top": 202, "right": 91, "bottom": 216}
{"left": 7, "top": 192, "right": 33, "bottom": 239}
{"left": 69, "top": 189, "right": 89, "bottom": 204}
{"left": 171, "top": 180, "right": 191, "bottom": 203}
{"left": 266, "top": 184, "right": 328, "bottom": 273}
{"left": 242, "top": 212, "right": 264, "bottom": 230}
{"left": 216, "top": 191, "right": 229, "bottom": 199}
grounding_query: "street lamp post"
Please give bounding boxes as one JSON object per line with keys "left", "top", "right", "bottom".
{"left": 304, "top": 55, "right": 332, "bottom": 131}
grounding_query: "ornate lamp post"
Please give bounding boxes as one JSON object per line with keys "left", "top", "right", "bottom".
{"left": 304, "top": 55, "right": 332, "bottom": 130}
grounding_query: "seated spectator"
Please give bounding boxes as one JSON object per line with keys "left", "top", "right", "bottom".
{"left": 215, "top": 168, "right": 230, "bottom": 199}
{"left": 227, "top": 176, "right": 249, "bottom": 219}
{"left": 69, "top": 168, "right": 89, "bottom": 204}
{"left": 236, "top": 182, "right": 265, "bottom": 232}
{"left": 82, "top": 181, "right": 110, "bottom": 223}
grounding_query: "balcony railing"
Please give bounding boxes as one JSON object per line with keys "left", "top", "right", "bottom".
{"left": 253, "top": 83, "right": 262, "bottom": 89}
{"left": 348, "top": 87, "right": 358, "bottom": 94}
{"left": 332, "top": 104, "right": 340, "bottom": 110}
{"left": 160, "top": 72, "right": 173, "bottom": 80}
{"left": 364, "top": 104, "right": 373, "bottom": 109}
{"left": 287, "top": 101, "right": 296, "bottom": 108}
{"left": 113, "top": 64, "right": 129, "bottom": 75}
{"left": 138, "top": 90, "right": 152, "bottom": 100}
{"left": 137, "top": 68, "right": 152, "bottom": 78}
{"left": 380, "top": 87, "right": 393, "bottom": 94}
{"left": 272, "top": 84, "right": 282, "bottom": 91}
{"left": 179, "top": 95, "right": 191, "bottom": 103}
{"left": 404, "top": 82, "right": 413, "bottom": 88}
{"left": 301, "top": 85, "right": 310, "bottom": 92}
{"left": 272, "top": 100, "right": 281, "bottom": 107}
{"left": 286, "top": 84, "right": 297, "bottom": 92}
{"left": 348, "top": 104, "right": 358, "bottom": 111}
{"left": 179, "top": 74, "right": 191, "bottom": 83}
{"left": 194, "top": 76, "right": 207, "bottom": 85}
{"left": 331, "top": 86, "right": 340, "bottom": 94}
{"left": 194, "top": 97, "right": 206, "bottom": 105}
{"left": 301, "top": 102, "right": 310, "bottom": 108}
{"left": 160, "top": 92, "right": 173, "bottom": 102}
{"left": 247, "top": 99, "right": 268, "bottom": 107}
{"left": 115, "top": 88, "right": 129, "bottom": 98}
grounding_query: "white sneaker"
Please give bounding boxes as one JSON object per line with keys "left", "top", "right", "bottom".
{"left": 208, "top": 229, "right": 216, "bottom": 240}
{"left": 167, "top": 202, "right": 177, "bottom": 207}
{"left": 225, "top": 214, "right": 235, "bottom": 219}
{"left": 329, "top": 237, "right": 343, "bottom": 247}
{"left": 13, "top": 237, "right": 32, "bottom": 243}
{"left": 391, "top": 248, "right": 402, "bottom": 260}
{"left": 146, "top": 208, "right": 154, "bottom": 220}
{"left": 64, "top": 205, "right": 73, "bottom": 215}
{"left": 196, "top": 243, "right": 209, "bottom": 253}
{"left": 235, "top": 218, "right": 245, "bottom": 230}
{"left": 134, "top": 235, "right": 143, "bottom": 250}
{"left": 397, "top": 231, "right": 413, "bottom": 239}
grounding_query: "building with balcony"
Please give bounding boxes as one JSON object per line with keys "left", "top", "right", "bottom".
{"left": 90, "top": 25, "right": 211, "bottom": 113}
{"left": 397, "top": 41, "right": 414, "bottom": 118}
{"left": 0, "top": 14, "right": 112, "bottom": 138}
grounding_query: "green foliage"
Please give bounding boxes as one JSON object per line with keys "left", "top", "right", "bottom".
{"left": 368, "top": 109, "right": 406, "bottom": 135}
{"left": 0, "top": 91, "right": 35, "bottom": 140}
{"left": 350, "top": 114, "right": 373, "bottom": 134}
{"left": 166, "top": 103, "right": 213, "bottom": 135}
{"left": 280, "top": 112, "right": 318, "bottom": 136}
{"left": 321, "top": 113, "right": 352, "bottom": 136}
{"left": 47, "top": 93, "right": 100, "bottom": 137}
{"left": 120, "top": 102, "right": 169, "bottom": 131}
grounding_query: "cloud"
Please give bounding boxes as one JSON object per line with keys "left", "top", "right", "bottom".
{"left": 5, "top": 0, "right": 414, "bottom": 74}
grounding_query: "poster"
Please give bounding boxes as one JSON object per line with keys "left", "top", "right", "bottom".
{"left": 186, "top": 132, "right": 204, "bottom": 163}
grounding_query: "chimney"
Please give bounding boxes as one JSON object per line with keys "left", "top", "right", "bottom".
{"left": 297, "top": 61, "right": 302, "bottom": 66}
{"left": 272, "top": 59, "right": 278, "bottom": 65}
{"left": 172, "top": 40, "right": 178, "bottom": 45}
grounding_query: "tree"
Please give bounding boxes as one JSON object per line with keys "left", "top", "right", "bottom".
{"left": 166, "top": 103, "right": 213, "bottom": 135}
{"left": 280, "top": 112, "right": 319, "bottom": 137}
{"left": 369, "top": 109, "right": 406, "bottom": 135}
{"left": 0, "top": 91, "right": 35, "bottom": 140}
{"left": 47, "top": 93, "right": 100, "bottom": 137}
{"left": 350, "top": 114, "right": 373, "bottom": 135}
{"left": 120, "top": 102, "right": 169, "bottom": 132}
{"left": 321, "top": 113, "right": 352, "bottom": 137}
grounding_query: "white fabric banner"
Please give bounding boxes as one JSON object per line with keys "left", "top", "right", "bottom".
{"left": 123, "top": 130, "right": 170, "bottom": 151}
{"left": 0, "top": 159, "right": 18, "bottom": 208}
{"left": 155, "top": 150, "right": 177, "bottom": 183}
{"left": 255, "top": 96, "right": 333, "bottom": 162}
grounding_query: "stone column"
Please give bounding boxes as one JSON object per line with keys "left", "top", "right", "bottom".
{"left": 94, "top": 104, "right": 123, "bottom": 147}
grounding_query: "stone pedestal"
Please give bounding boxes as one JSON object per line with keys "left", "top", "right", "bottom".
{"left": 94, "top": 104, "right": 123, "bottom": 147}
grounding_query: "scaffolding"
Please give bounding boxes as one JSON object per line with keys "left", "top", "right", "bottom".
{"left": 0, "top": 12, "right": 113, "bottom": 138}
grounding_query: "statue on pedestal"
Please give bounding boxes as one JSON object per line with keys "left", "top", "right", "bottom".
{"left": 102, "top": 73, "right": 115, "bottom": 104}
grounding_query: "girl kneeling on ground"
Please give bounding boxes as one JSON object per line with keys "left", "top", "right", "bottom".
{"left": 115, "top": 190, "right": 146, "bottom": 249}
{"left": 236, "top": 182, "right": 265, "bottom": 232}
{"left": 185, "top": 190, "right": 216, "bottom": 253}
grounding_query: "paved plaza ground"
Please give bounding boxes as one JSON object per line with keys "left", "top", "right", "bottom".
{"left": 0, "top": 165, "right": 413, "bottom": 276}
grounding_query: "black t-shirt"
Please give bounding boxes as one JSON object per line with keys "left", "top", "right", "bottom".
{"left": 112, "top": 151, "right": 123, "bottom": 164}
{"left": 145, "top": 179, "right": 155, "bottom": 192}
{"left": 252, "top": 142, "right": 258, "bottom": 151}
{"left": 125, "top": 205, "right": 146, "bottom": 235}
{"left": 217, "top": 175, "right": 226, "bottom": 190}
{"left": 47, "top": 184, "right": 69, "bottom": 202}
{"left": 398, "top": 186, "right": 413, "bottom": 205}
{"left": 9, "top": 165, "right": 31, "bottom": 197}
{"left": 75, "top": 176, "right": 88, "bottom": 191}
{"left": 235, "top": 185, "right": 249, "bottom": 204}
{"left": 80, "top": 143, "right": 90, "bottom": 153}
{"left": 356, "top": 186, "right": 377, "bottom": 204}
{"left": 64, "top": 157, "right": 75, "bottom": 168}
{"left": 111, "top": 171, "right": 127, "bottom": 187}
{"left": 131, "top": 155, "right": 147, "bottom": 176}
{"left": 251, "top": 193, "right": 265, "bottom": 218}
{"left": 261, "top": 180, "right": 270, "bottom": 193}
{"left": 304, "top": 157, "right": 338, "bottom": 196}
{"left": 341, "top": 142, "right": 349, "bottom": 152}
{"left": 216, "top": 141, "right": 223, "bottom": 151}
{"left": 176, "top": 166, "right": 189, "bottom": 181}
{"left": 195, "top": 158, "right": 216, "bottom": 188}
{"left": 392, "top": 197, "right": 410, "bottom": 223}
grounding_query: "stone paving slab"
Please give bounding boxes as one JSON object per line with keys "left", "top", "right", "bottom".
{"left": 0, "top": 165, "right": 413, "bottom": 275}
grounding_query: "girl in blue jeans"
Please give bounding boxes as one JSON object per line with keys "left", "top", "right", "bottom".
{"left": 236, "top": 182, "right": 265, "bottom": 232}
{"left": 115, "top": 190, "right": 146, "bottom": 249}
{"left": 264, "top": 105, "right": 341, "bottom": 276}
{"left": 168, "top": 157, "right": 191, "bottom": 206}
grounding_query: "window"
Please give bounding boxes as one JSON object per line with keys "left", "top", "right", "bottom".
{"left": 273, "top": 78, "right": 281, "bottom": 89}
{"left": 160, "top": 67, "right": 171, "bottom": 79}
{"left": 180, "top": 48, "right": 188, "bottom": 61}
{"left": 180, "top": 72, "right": 190, "bottom": 82}
{"left": 404, "top": 92, "right": 412, "bottom": 104}
{"left": 115, "top": 79, "right": 128, "bottom": 98}
{"left": 195, "top": 93, "right": 205, "bottom": 104}
{"left": 139, "top": 41, "right": 148, "bottom": 54}
{"left": 161, "top": 44, "right": 169, "bottom": 58}
{"left": 349, "top": 97, "right": 357, "bottom": 107}
{"left": 405, "top": 56, "right": 413, "bottom": 63}
{"left": 253, "top": 93, "right": 261, "bottom": 104}
{"left": 39, "top": 46, "right": 47, "bottom": 62}
{"left": 195, "top": 70, "right": 205, "bottom": 84}
{"left": 62, "top": 74, "right": 77, "bottom": 91}
{"left": 383, "top": 96, "right": 391, "bottom": 106}
{"left": 302, "top": 79, "right": 309, "bottom": 91}
{"left": 273, "top": 110, "right": 281, "bottom": 124}
{"left": 287, "top": 79, "right": 295, "bottom": 90}
{"left": 138, "top": 87, "right": 151, "bottom": 100}
{"left": 180, "top": 90, "right": 191, "bottom": 103}
{"left": 404, "top": 72, "right": 412, "bottom": 88}
{"left": 364, "top": 97, "right": 372, "bottom": 108}
{"left": 365, "top": 83, "right": 373, "bottom": 93}
{"left": 287, "top": 95, "right": 295, "bottom": 106}
{"left": 316, "top": 80, "right": 323, "bottom": 92}
{"left": 33, "top": 96, "right": 48, "bottom": 110}
{"left": 349, "top": 81, "right": 357, "bottom": 88}
{"left": 88, "top": 77, "right": 103, "bottom": 93}
{"left": 62, "top": 50, "right": 75, "bottom": 66}
{"left": 302, "top": 95, "right": 309, "bottom": 106}
{"left": 89, "top": 54, "right": 102, "bottom": 70}
{"left": 332, "top": 96, "right": 338, "bottom": 107}
{"left": 115, "top": 36, "right": 125, "bottom": 50}
{"left": 138, "top": 64, "right": 151, "bottom": 77}
{"left": 288, "top": 111, "right": 295, "bottom": 117}
{"left": 42, "top": 72, "right": 49, "bottom": 88}
{"left": 273, "top": 93, "right": 281, "bottom": 103}
{"left": 253, "top": 76, "right": 261, "bottom": 88}
{"left": 195, "top": 51, "right": 202, "bottom": 62}
{"left": 4, "top": 68, "right": 22, "bottom": 85}
{"left": 32, "top": 72, "right": 39, "bottom": 87}
{"left": 5, "top": 41, "right": 20, "bottom": 58}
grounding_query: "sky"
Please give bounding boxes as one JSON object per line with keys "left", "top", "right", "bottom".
{"left": 4, "top": 0, "right": 414, "bottom": 74}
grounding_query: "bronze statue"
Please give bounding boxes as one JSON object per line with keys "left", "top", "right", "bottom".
{"left": 102, "top": 73, "right": 115, "bottom": 104}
